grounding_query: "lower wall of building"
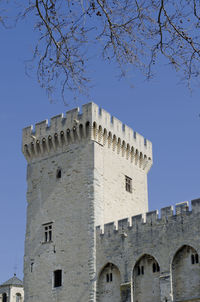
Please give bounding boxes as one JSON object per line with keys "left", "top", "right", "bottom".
{"left": 96, "top": 199, "right": 200, "bottom": 302}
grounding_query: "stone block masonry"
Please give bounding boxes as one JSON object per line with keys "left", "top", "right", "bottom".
{"left": 22, "top": 102, "right": 200, "bottom": 302}
{"left": 96, "top": 199, "right": 200, "bottom": 302}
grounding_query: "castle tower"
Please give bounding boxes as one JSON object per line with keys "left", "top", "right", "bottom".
{"left": 22, "top": 102, "right": 152, "bottom": 302}
{"left": 0, "top": 275, "right": 24, "bottom": 302}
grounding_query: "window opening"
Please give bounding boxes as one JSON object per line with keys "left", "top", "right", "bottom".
{"left": 191, "top": 254, "right": 195, "bottom": 264}
{"left": 16, "top": 293, "right": 21, "bottom": 302}
{"left": 54, "top": 270, "right": 62, "bottom": 287}
{"left": 106, "top": 273, "right": 109, "bottom": 282}
{"left": 153, "top": 262, "right": 160, "bottom": 273}
{"left": 30, "top": 262, "right": 34, "bottom": 272}
{"left": 137, "top": 266, "right": 140, "bottom": 275}
{"left": 43, "top": 223, "right": 53, "bottom": 243}
{"left": 56, "top": 169, "right": 62, "bottom": 179}
{"left": 125, "top": 176, "right": 132, "bottom": 193}
{"left": 141, "top": 266, "right": 144, "bottom": 275}
{"left": 192, "top": 253, "right": 199, "bottom": 264}
{"left": 106, "top": 273, "right": 113, "bottom": 282}
{"left": 2, "top": 293, "right": 7, "bottom": 302}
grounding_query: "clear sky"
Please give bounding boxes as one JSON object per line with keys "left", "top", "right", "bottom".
{"left": 0, "top": 8, "right": 200, "bottom": 284}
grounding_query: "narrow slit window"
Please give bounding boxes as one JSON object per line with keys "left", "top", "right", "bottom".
{"left": 54, "top": 270, "right": 62, "bottom": 288}
{"left": 137, "top": 266, "right": 140, "bottom": 275}
{"left": 125, "top": 176, "right": 132, "bottom": 193}
{"left": 191, "top": 254, "right": 195, "bottom": 264}
{"left": 56, "top": 169, "right": 62, "bottom": 179}
{"left": 30, "top": 262, "right": 34, "bottom": 272}
{"left": 195, "top": 253, "right": 199, "bottom": 264}
{"left": 141, "top": 266, "right": 144, "bottom": 275}
{"left": 110, "top": 273, "right": 113, "bottom": 282}
{"left": 106, "top": 273, "right": 109, "bottom": 282}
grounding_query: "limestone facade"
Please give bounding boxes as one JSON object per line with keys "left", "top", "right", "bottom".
{"left": 22, "top": 103, "right": 200, "bottom": 302}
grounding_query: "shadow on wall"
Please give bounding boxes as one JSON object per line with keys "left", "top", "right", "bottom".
{"left": 97, "top": 246, "right": 200, "bottom": 302}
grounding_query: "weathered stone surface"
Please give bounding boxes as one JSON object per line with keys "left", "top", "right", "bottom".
{"left": 22, "top": 103, "right": 200, "bottom": 302}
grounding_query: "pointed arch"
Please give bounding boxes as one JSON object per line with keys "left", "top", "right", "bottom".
{"left": 172, "top": 245, "right": 200, "bottom": 301}
{"left": 133, "top": 254, "right": 160, "bottom": 302}
{"left": 97, "top": 262, "right": 121, "bottom": 302}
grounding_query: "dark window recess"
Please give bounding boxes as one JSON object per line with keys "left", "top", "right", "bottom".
{"left": 54, "top": 270, "right": 62, "bottom": 287}
{"left": 106, "top": 273, "right": 109, "bottom": 282}
{"left": 125, "top": 176, "right": 132, "bottom": 193}
{"left": 30, "top": 262, "right": 34, "bottom": 272}
{"left": 191, "top": 254, "right": 195, "bottom": 264}
{"left": 153, "top": 263, "right": 160, "bottom": 273}
{"left": 44, "top": 224, "right": 52, "bottom": 242}
{"left": 106, "top": 273, "right": 113, "bottom": 282}
{"left": 56, "top": 169, "right": 62, "bottom": 179}
{"left": 2, "top": 293, "right": 7, "bottom": 302}
{"left": 191, "top": 253, "right": 199, "bottom": 264}
{"left": 137, "top": 265, "right": 144, "bottom": 275}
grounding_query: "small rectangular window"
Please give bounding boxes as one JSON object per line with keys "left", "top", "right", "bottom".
{"left": 43, "top": 223, "right": 53, "bottom": 243}
{"left": 54, "top": 270, "right": 62, "bottom": 288}
{"left": 125, "top": 176, "right": 132, "bottom": 193}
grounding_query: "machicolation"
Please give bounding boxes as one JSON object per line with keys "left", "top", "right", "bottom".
{"left": 22, "top": 102, "right": 200, "bottom": 302}
{"left": 22, "top": 103, "right": 152, "bottom": 171}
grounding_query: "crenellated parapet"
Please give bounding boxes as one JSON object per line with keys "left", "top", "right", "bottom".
{"left": 96, "top": 199, "right": 200, "bottom": 238}
{"left": 22, "top": 102, "right": 152, "bottom": 171}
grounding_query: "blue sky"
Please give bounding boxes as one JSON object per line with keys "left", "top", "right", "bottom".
{"left": 0, "top": 10, "right": 200, "bottom": 283}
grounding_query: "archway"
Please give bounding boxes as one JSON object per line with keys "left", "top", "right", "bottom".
{"left": 133, "top": 254, "right": 160, "bottom": 302}
{"left": 97, "top": 263, "right": 121, "bottom": 302}
{"left": 172, "top": 245, "right": 200, "bottom": 301}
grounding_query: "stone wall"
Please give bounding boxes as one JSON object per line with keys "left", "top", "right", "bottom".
{"left": 96, "top": 199, "right": 200, "bottom": 302}
{"left": 22, "top": 103, "right": 152, "bottom": 302}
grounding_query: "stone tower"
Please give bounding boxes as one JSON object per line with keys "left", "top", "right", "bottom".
{"left": 22, "top": 103, "right": 152, "bottom": 302}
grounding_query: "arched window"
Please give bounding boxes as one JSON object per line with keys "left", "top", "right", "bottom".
{"left": 133, "top": 254, "right": 160, "bottom": 302}
{"left": 16, "top": 293, "right": 21, "bottom": 302}
{"left": 172, "top": 245, "right": 200, "bottom": 301}
{"left": 97, "top": 263, "right": 121, "bottom": 302}
{"left": 2, "top": 293, "right": 7, "bottom": 302}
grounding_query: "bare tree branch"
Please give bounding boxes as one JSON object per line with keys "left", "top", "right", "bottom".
{"left": 3, "top": 0, "right": 200, "bottom": 102}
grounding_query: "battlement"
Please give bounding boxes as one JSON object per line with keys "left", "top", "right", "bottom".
{"left": 96, "top": 199, "right": 200, "bottom": 237}
{"left": 22, "top": 103, "right": 152, "bottom": 170}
